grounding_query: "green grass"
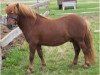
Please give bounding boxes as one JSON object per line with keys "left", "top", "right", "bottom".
{"left": 0, "top": 4, "right": 6, "bottom": 15}
{"left": 49, "top": 0, "right": 99, "bottom": 18}
{"left": 1, "top": 0, "right": 99, "bottom": 75}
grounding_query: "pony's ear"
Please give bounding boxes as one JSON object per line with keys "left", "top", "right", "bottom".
{"left": 16, "top": 3, "right": 19, "bottom": 8}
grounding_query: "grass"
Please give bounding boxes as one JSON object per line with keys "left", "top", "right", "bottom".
{"left": 1, "top": 0, "right": 99, "bottom": 75}
{"left": 49, "top": 0, "right": 99, "bottom": 18}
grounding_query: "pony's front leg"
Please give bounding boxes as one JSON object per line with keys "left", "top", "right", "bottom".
{"left": 27, "top": 44, "right": 36, "bottom": 73}
{"left": 37, "top": 45, "right": 46, "bottom": 70}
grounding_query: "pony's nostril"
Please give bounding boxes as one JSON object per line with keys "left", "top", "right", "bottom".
{"left": 7, "top": 25, "right": 13, "bottom": 30}
{"left": 7, "top": 24, "right": 17, "bottom": 30}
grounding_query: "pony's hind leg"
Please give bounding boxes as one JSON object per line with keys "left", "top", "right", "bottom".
{"left": 37, "top": 45, "right": 46, "bottom": 70}
{"left": 72, "top": 41, "right": 80, "bottom": 65}
{"left": 27, "top": 44, "right": 36, "bottom": 73}
{"left": 78, "top": 41, "right": 90, "bottom": 68}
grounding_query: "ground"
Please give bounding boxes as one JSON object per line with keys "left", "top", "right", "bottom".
{"left": 1, "top": 25, "right": 25, "bottom": 59}
{"left": 1, "top": 0, "right": 99, "bottom": 75}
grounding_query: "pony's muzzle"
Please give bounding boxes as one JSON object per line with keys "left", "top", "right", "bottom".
{"left": 7, "top": 18, "right": 17, "bottom": 30}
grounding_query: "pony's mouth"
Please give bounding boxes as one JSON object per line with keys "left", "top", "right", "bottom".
{"left": 7, "top": 24, "right": 17, "bottom": 30}
{"left": 7, "top": 22, "right": 18, "bottom": 30}
{"left": 7, "top": 18, "right": 18, "bottom": 30}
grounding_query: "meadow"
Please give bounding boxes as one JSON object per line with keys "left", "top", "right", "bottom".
{"left": 1, "top": 0, "right": 99, "bottom": 75}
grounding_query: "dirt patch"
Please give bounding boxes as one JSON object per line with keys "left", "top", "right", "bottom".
{"left": 1, "top": 25, "right": 25, "bottom": 59}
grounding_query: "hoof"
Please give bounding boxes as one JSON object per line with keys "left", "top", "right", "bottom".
{"left": 83, "top": 64, "right": 90, "bottom": 68}
{"left": 40, "top": 66, "right": 47, "bottom": 70}
{"left": 72, "top": 61, "right": 77, "bottom": 65}
{"left": 26, "top": 68, "right": 33, "bottom": 74}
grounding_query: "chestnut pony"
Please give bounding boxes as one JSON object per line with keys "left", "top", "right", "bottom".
{"left": 6, "top": 3, "right": 95, "bottom": 73}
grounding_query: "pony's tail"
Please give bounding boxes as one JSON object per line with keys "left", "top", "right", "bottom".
{"left": 84, "top": 20, "right": 96, "bottom": 64}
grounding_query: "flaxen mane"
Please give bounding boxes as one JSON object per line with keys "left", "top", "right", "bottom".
{"left": 6, "top": 3, "right": 36, "bottom": 18}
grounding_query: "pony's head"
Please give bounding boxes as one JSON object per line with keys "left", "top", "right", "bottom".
{"left": 5, "top": 3, "right": 36, "bottom": 29}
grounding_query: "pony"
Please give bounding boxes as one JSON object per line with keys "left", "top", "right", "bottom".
{"left": 5, "top": 3, "right": 95, "bottom": 73}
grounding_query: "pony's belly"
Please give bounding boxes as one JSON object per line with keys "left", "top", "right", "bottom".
{"left": 42, "top": 42, "right": 67, "bottom": 46}
{"left": 40, "top": 37, "right": 69, "bottom": 46}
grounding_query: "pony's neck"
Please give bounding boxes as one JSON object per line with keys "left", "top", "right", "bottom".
{"left": 18, "top": 14, "right": 36, "bottom": 30}
{"left": 17, "top": 13, "right": 48, "bottom": 32}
